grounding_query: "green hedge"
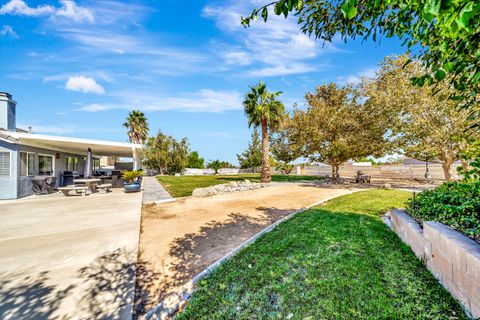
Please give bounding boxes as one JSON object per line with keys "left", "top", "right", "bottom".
{"left": 406, "top": 180, "right": 480, "bottom": 243}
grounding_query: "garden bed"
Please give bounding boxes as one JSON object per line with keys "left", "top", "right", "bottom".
{"left": 406, "top": 180, "right": 480, "bottom": 243}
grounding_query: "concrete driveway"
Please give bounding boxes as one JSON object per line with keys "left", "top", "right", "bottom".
{"left": 0, "top": 189, "right": 142, "bottom": 320}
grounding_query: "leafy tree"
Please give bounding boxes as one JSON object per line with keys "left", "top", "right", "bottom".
{"left": 275, "top": 162, "right": 294, "bottom": 174}
{"left": 207, "top": 159, "right": 223, "bottom": 175}
{"left": 143, "top": 131, "right": 189, "bottom": 175}
{"left": 459, "top": 140, "right": 480, "bottom": 179}
{"left": 219, "top": 161, "right": 236, "bottom": 168}
{"left": 283, "top": 83, "right": 390, "bottom": 181}
{"left": 243, "top": 81, "right": 286, "bottom": 183}
{"left": 270, "top": 121, "right": 302, "bottom": 174}
{"left": 186, "top": 151, "right": 205, "bottom": 169}
{"left": 237, "top": 128, "right": 262, "bottom": 172}
{"left": 242, "top": 0, "right": 480, "bottom": 114}
{"left": 362, "top": 55, "right": 479, "bottom": 181}
{"left": 123, "top": 110, "right": 149, "bottom": 144}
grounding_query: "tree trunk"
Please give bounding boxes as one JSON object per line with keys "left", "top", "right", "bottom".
{"left": 441, "top": 161, "right": 452, "bottom": 181}
{"left": 260, "top": 118, "right": 271, "bottom": 183}
{"left": 331, "top": 164, "right": 339, "bottom": 182}
{"left": 461, "top": 159, "right": 469, "bottom": 172}
{"left": 335, "top": 164, "right": 340, "bottom": 181}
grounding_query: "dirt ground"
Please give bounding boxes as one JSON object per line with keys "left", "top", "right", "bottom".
{"left": 134, "top": 184, "right": 355, "bottom": 316}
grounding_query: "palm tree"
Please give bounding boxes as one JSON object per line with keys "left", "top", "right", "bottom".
{"left": 123, "top": 110, "right": 149, "bottom": 144}
{"left": 207, "top": 159, "right": 222, "bottom": 175}
{"left": 243, "top": 82, "right": 285, "bottom": 183}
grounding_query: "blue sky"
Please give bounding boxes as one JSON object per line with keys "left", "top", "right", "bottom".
{"left": 0, "top": 0, "right": 406, "bottom": 164}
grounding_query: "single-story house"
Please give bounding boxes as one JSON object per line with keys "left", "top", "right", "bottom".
{"left": 0, "top": 92, "right": 143, "bottom": 200}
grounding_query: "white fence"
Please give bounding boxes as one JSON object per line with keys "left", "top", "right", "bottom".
{"left": 299, "top": 163, "right": 461, "bottom": 181}
{"left": 183, "top": 168, "right": 254, "bottom": 175}
{"left": 182, "top": 163, "right": 461, "bottom": 181}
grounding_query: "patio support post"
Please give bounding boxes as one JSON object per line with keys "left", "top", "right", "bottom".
{"left": 132, "top": 147, "right": 141, "bottom": 170}
{"left": 84, "top": 148, "right": 93, "bottom": 178}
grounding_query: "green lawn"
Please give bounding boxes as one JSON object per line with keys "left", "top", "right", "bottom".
{"left": 177, "top": 190, "right": 466, "bottom": 319}
{"left": 157, "top": 174, "right": 323, "bottom": 197}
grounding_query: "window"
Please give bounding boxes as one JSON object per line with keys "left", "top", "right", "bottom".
{"left": 20, "top": 152, "right": 35, "bottom": 176}
{"left": 0, "top": 151, "right": 10, "bottom": 176}
{"left": 38, "top": 154, "right": 54, "bottom": 175}
{"left": 65, "top": 157, "right": 78, "bottom": 171}
{"left": 93, "top": 158, "right": 100, "bottom": 171}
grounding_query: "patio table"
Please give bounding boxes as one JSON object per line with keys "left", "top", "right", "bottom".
{"left": 73, "top": 178, "right": 102, "bottom": 192}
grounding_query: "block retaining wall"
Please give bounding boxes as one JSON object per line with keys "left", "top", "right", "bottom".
{"left": 388, "top": 209, "right": 480, "bottom": 318}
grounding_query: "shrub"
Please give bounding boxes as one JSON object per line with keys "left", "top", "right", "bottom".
{"left": 122, "top": 170, "right": 143, "bottom": 183}
{"left": 406, "top": 180, "right": 480, "bottom": 243}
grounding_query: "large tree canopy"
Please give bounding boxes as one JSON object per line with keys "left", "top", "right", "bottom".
{"left": 362, "top": 55, "right": 478, "bottom": 180}
{"left": 281, "top": 83, "right": 391, "bottom": 180}
{"left": 186, "top": 151, "right": 205, "bottom": 169}
{"left": 242, "top": 0, "right": 479, "bottom": 114}
{"left": 143, "top": 131, "right": 189, "bottom": 175}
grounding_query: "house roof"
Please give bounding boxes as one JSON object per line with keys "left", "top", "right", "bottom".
{"left": 0, "top": 130, "right": 143, "bottom": 158}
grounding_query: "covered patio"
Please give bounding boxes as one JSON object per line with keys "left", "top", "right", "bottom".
{"left": 0, "top": 130, "right": 143, "bottom": 199}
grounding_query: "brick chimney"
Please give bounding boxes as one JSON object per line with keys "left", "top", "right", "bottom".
{"left": 0, "top": 92, "right": 16, "bottom": 131}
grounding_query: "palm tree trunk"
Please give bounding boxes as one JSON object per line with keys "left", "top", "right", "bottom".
{"left": 260, "top": 118, "right": 271, "bottom": 183}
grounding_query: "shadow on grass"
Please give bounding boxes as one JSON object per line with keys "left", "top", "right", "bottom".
{"left": 135, "top": 207, "right": 296, "bottom": 317}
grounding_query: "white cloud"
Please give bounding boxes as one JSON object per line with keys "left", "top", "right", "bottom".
{"left": 337, "top": 67, "right": 378, "bottom": 84}
{"left": 202, "top": 1, "right": 338, "bottom": 77}
{"left": 65, "top": 76, "right": 105, "bottom": 94}
{"left": 78, "top": 89, "right": 243, "bottom": 113}
{"left": 221, "top": 50, "right": 252, "bottom": 66}
{"left": 0, "top": 25, "right": 18, "bottom": 38}
{"left": 55, "top": 0, "right": 94, "bottom": 23}
{"left": 0, "top": 0, "right": 94, "bottom": 23}
{"left": 247, "top": 63, "right": 319, "bottom": 77}
{"left": 0, "top": 0, "right": 55, "bottom": 16}
{"left": 79, "top": 103, "right": 110, "bottom": 112}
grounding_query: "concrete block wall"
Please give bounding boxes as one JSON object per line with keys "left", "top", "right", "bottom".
{"left": 389, "top": 209, "right": 480, "bottom": 318}
{"left": 302, "top": 163, "right": 461, "bottom": 180}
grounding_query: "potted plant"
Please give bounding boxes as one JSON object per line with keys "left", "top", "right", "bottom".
{"left": 122, "top": 170, "right": 143, "bottom": 192}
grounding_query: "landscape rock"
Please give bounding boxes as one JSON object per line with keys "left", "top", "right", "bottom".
{"left": 192, "top": 180, "right": 264, "bottom": 197}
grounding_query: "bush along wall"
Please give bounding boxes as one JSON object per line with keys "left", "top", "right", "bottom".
{"left": 406, "top": 180, "right": 480, "bottom": 243}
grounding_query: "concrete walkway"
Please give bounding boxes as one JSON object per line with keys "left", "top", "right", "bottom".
{"left": 142, "top": 176, "right": 173, "bottom": 203}
{"left": 0, "top": 189, "right": 142, "bottom": 320}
